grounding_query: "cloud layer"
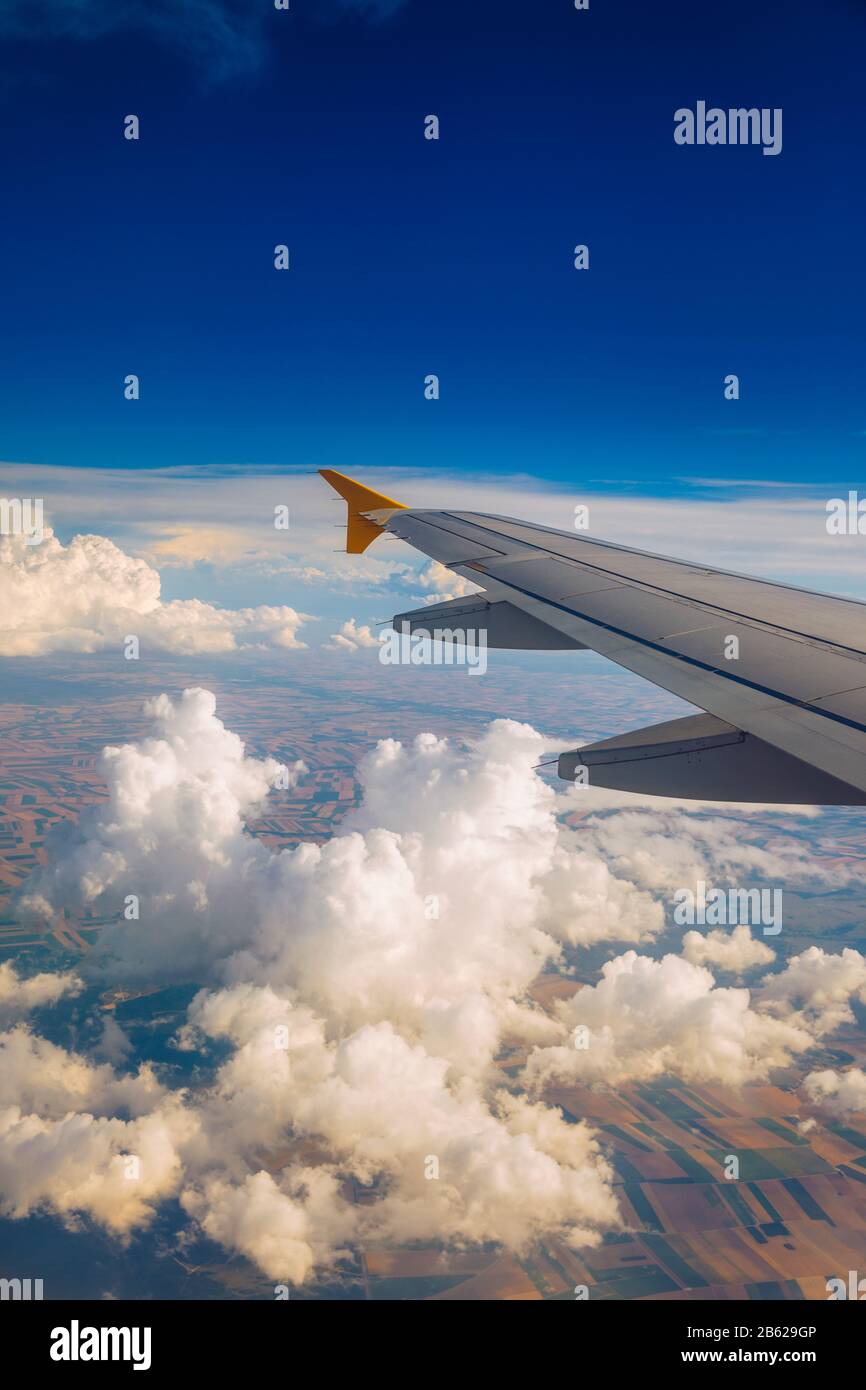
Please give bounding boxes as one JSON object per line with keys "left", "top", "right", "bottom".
{"left": 10, "top": 691, "right": 663, "bottom": 1273}
{"left": 7, "top": 691, "right": 866, "bottom": 1283}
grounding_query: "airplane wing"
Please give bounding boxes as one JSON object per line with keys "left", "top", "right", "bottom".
{"left": 319, "top": 469, "right": 866, "bottom": 804}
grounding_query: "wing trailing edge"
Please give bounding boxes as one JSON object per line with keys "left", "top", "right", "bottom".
{"left": 559, "top": 713, "right": 866, "bottom": 804}
{"left": 391, "top": 596, "right": 587, "bottom": 650}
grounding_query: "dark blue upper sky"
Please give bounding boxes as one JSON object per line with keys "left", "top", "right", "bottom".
{"left": 1, "top": 0, "right": 864, "bottom": 491}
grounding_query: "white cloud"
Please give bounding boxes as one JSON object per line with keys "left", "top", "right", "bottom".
{"left": 758, "top": 946, "right": 866, "bottom": 1035}
{"left": 13, "top": 691, "right": 663, "bottom": 1273}
{"left": 5, "top": 464, "right": 866, "bottom": 639}
{"left": 181, "top": 1168, "right": 353, "bottom": 1285}
{"left": 681, "top": 925, "right": 776, "bottom": 974}
{"left": 802, "top": 1067, "right": 866, "bottom": 1118}
{"left": 415, "top": 560, "right": 481, "bottom": 603}
{"left": 0, "top": 1027, "right": 167, "bottom": 1120}
{"left": 522, "top": 951, "right": 813, "bottom": 1090}
{"left": 325, "top": 618, "right": 379, "bottom": 652}
{"left": 566, "top": 801, "right": 832, "bottom": 900}
{"left": 7, "top": 690, "right": 862, "bottom": 1283}
{"left": 0, "top": 1027, "right": 193, "bottom": 1233}
{"left": 0, "top": 528, "right": 311, "bottom": 656}
{"left": 180, "top": 1003, "right": 618, "bottom": 1269}
{"left": 0, "top": 961, "right": 82, "bottom": 1023}
{"left": 0, "top": 1102, "right": 193, "bottom": 1234}
{"left": 19, "top": 689, "right": 306, "bottom": 980}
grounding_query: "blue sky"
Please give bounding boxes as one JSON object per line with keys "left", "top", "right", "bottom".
{"left": 1, "top": 0, "right": 865, "bottom": 492}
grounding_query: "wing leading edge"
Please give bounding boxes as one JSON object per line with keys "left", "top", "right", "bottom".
{"left": 319, "top": 471, "right": 866, "bottom": 804}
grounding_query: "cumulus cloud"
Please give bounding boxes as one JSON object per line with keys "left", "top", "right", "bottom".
{"left": 0, "top": 1027, "right": 168, "bottom": 1120}
{"left": 18, "top": 689, "right": 306, "bottom": 979}
{"left": 758, "top": 946, "right": 866, "bottom": 1035}
{"left": 522, "top": 952, "right": 813, "bottom": 1091}
{"left": 0, "top": 961, "right": 82, "bottom": 1023}
{"left": 325, "top": 618, "right": 379, "bottom": 652}
{"left": 415, "top": 560, "right": 481, "bottom": 603}
{"left": 0, "top": 1027, "right": 192, "bottom": 1233}
{"left": 522, "top": 943, "right": 866, "bottom": 1095}
{"left": 7, "top": 690, "right": 861, "bottom": 1284}
{"left": 11, "top": 690, "right": 669, "bottom": 1275}
{"left": 19, "top": 694, "right": 662, "bottom": 990}
{"left": 181, "top": 1168, "right": 353, "bottom": 1286}
{"left": 177, "top": 1001, "right": 618, "bottom": 1271}
{"left": 0, "top": 528, "right": 311, "bottom": 656}
{"left": 522, "top": 939, "right": 866, "bottom": 1100}
{"left": 681, "top": 924, "right": 776, "bottom": 974}
{"left": 802, "top": 1067, "right": 866, "bottom": 1118}
{"left": 0, "top": 1102, "right": 192, "bottom": 1234}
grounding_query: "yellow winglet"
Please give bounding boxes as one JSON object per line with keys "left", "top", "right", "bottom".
{"left": 319, "top": 468, "right": 407, "bottom": 554}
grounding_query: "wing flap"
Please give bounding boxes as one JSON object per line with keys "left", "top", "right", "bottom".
{"left": 391, "top": 596, "right": 587, "bottom": 650}
{"left": 560, "top": 713, "right": 866, "bottom": 805}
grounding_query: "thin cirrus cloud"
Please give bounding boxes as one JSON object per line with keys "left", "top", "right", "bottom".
{"left": 3, "top": 462, "right": 865, "bottom": 655}
{"left": 0, "top": 0, "right": 410, "bottom": 80}
{"left": 2, "top": 462, "right": 861, "bottom": 593}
